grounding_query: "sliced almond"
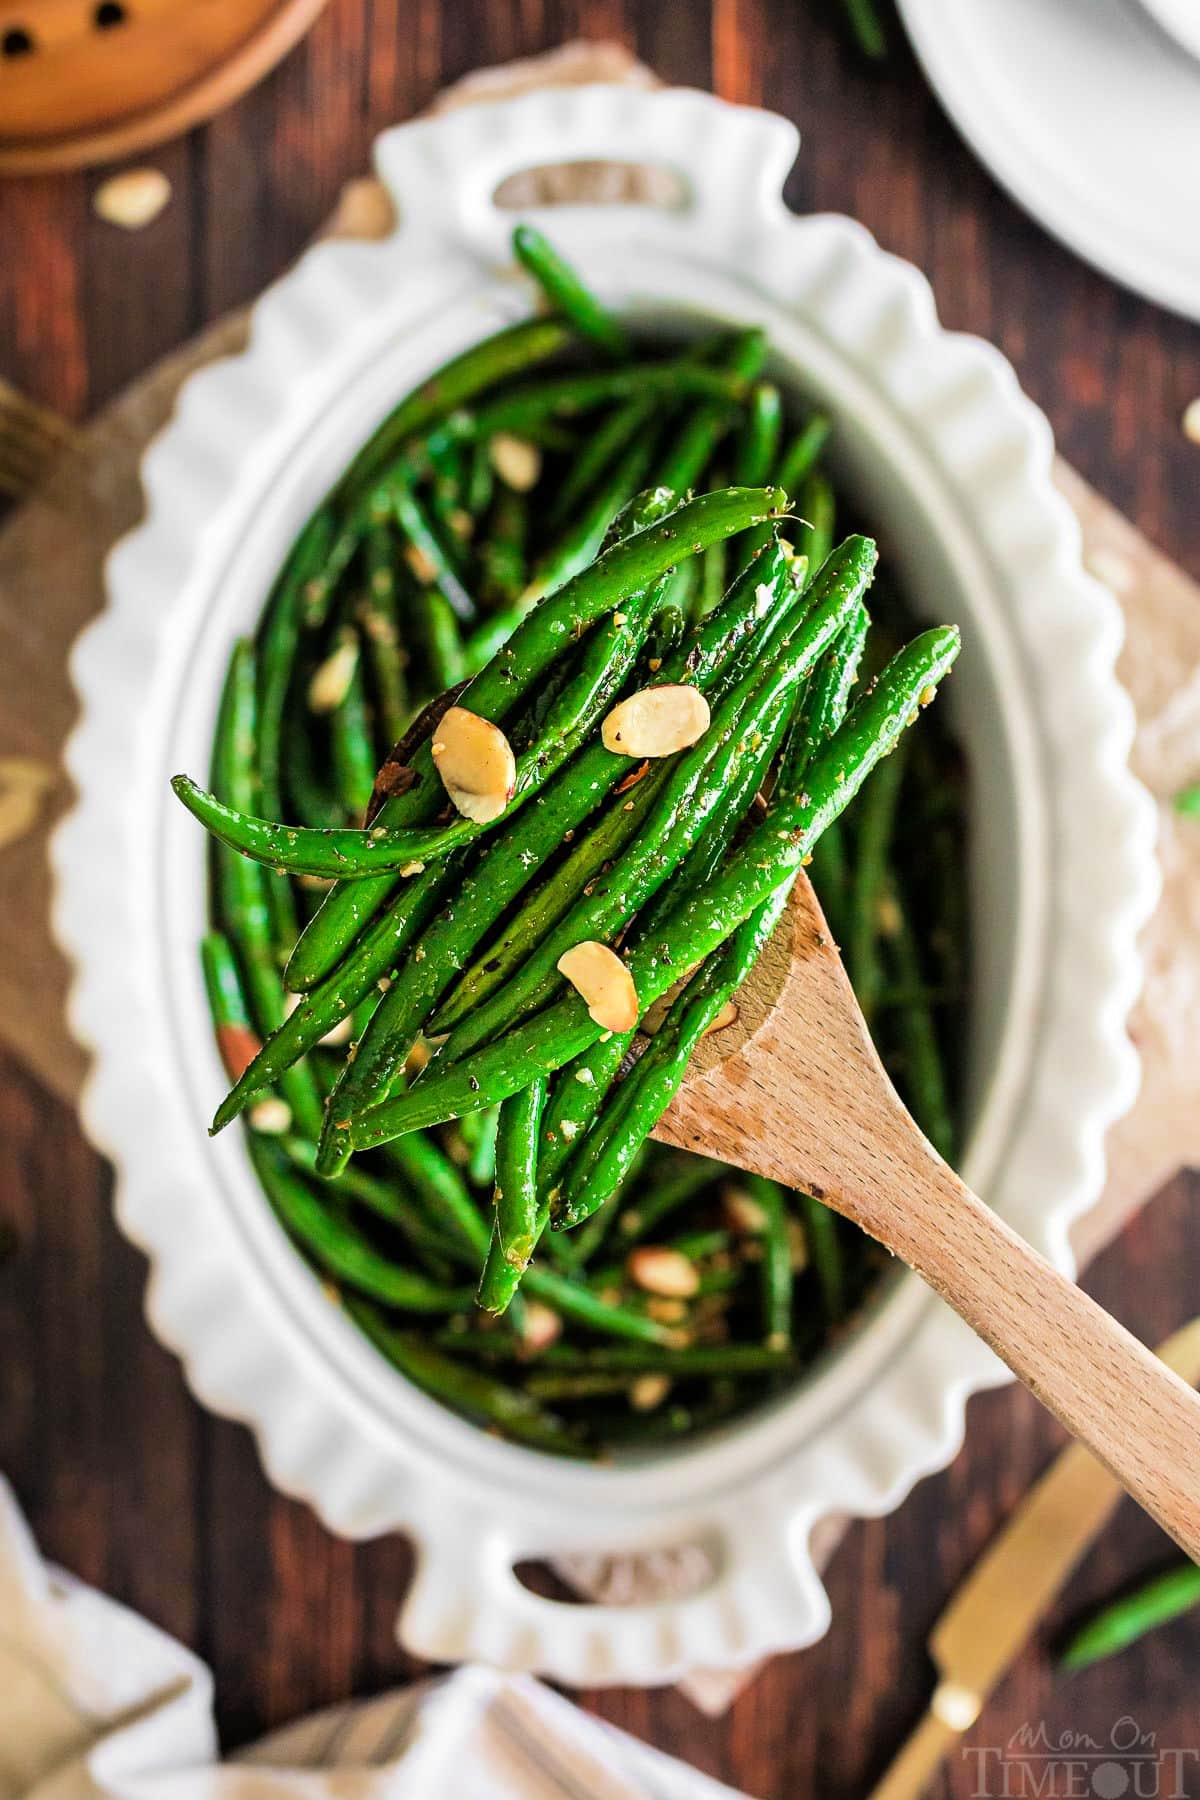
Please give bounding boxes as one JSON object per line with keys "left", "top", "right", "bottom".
{"left": 430, "top": 706, "right": 516, "bottom": 823}
{"left": 703, "top": 999, "right": 740, "bottom": 1038}
{"left": 248, "top": 1096, "right": 292, "bottom": 1136}
{"left": 629, "top": 1373, "right": 672, "bottom": 1412}
{"left": 308, "top": 631, "right": 359, "bottom": 713}
{"left": 556, "top": 940, "right": 639, "bottom": 1032}
{"left": 722, "top": 1184, "right": 768, "bottom": 1236}
{"left": 601, "top": 684, "right": 710, "bottom": 758}
{"left": 404, "top": 541, "right": 439, "bottom": 585}
{"left": 1183, "top": 397, "right": 1200, "bottom": 445}
{"left": 626, "top": 1245, "right": 700, "bottom": 1299}
{"left": 520, "top": 1302, "right": 562, "bottom": 1353}
{"left": 93, "top": 167, "right": 172, "bottom": 231}
{"left": 489, "top": 432, "right": 542, "bottom": 491}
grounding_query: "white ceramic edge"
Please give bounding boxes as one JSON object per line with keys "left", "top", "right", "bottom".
{"left": 895, "top": 0, "right": 1200, "bottom": 325}
{"left": 1135, "top": 0, "right": 1200, "bottom": 61}
{"left": 50, "top": 85, "right": 1159, "bottom": 1686}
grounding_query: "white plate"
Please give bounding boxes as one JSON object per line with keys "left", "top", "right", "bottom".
{"left": 897, "top": 0, "right": 1200, "bottom": 322}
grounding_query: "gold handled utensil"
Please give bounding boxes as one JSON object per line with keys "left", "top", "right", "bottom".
{"left": 865, "top": 1315, "right": 1200, "bottom": 1800}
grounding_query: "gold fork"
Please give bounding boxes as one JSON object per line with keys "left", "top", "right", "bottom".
{"left": 0, "top": 378, "right": 78, "bottom": 500}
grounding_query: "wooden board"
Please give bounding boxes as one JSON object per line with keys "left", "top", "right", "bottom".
{"left": 0, "top": 0, "right": 330, "bottom": 173}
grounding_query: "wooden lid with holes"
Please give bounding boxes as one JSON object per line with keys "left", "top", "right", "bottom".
{"left": 0, "top": 0, "right": 331, "bottom": 173}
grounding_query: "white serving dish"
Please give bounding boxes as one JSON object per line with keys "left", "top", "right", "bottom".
{"left": 52, "top": 84, "right": 1157, "bottom": 1686}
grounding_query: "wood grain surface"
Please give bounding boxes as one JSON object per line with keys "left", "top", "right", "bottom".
{"left": 662, "top": 876, "right": 1200, "bottom": 1566}
{"left": 1, "top": 4, "right": 1198, "bottom": 1795}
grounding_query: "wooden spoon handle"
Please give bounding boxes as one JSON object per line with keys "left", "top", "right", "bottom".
{"left": 871, "top": 1155, "right": 1200, "bottom": 1561}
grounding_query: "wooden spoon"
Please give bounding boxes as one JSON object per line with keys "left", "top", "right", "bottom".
{"left": 655, "top": 872, "right": 1200, "bottom": 1560}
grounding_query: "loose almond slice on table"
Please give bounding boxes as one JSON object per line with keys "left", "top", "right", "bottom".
{"left": 602, "top": 684, "right": 710, "bottom": 757}
{"left": 431, "top": 706, "right": 516, "bottom": 824}
{"left": 557, "top": 940, "right": 639, "bottom": 1033}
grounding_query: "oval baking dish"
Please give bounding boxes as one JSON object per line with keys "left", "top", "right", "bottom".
{"left": 52, "top": 84, "right": 1156, "bottom": 1685}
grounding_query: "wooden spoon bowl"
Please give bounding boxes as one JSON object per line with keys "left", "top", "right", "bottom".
{"left": 656, "top": 872, "right": 1200, "bottom": 1559}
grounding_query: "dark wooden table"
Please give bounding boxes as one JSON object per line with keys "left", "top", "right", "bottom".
{"left": 2, "top": 5, "right": 1197, "bottom": 1795}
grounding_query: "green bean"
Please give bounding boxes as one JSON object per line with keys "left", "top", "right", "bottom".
{"left": 735, "top": 382, "right": 783, "bottom": 487}
{"left": 478, "top": 1078, "right": 546, "bottom": 1314}
{"left": 440, "top": 536, "right": 873, "bottom": 1060}
{"left": 374, "top": 1130, "right": 490, "bottom": 1260}
{"left": 847, "top": 730, "right": 910, "bottom": 1025}
{"left": 882, "top": 875, "right": 956, "bottom": 1162}
{"left": 842, "top": 0, "right": 888, "bottom": 59}
{"left": 473, "top": 360, "right": 751, "bottom": 438}
{"left": 344, "top": 626, "right": 960, "bottom": 1148}
{"left": 441, "top": 760, "right": 670, "bottom": 1033}
{"left": 776, "top": 414, "right": 832, "bottom": 496}
{"left": 780, "top": 600, "right": 870, "bottom": 788}
{"left": 1060, "top": 1563, "right": 1200, "bottom": 1672}
{"left": 200, "top": 930, "right": 261, "bottom": 1084}
{"left": 210, "top": 643, "right": 323, "bottom": 1137}
{"left": 461, "top": 606, "right": 522, "bottom": 676}
{"left": 657, "top": 330, "right": 768, "bottom": 494}
{"left": 481, "top": 487, "right": 529, "bottom": 605}
{"left": 312, "top": 600, "right": 662, "bottom": 1169}
{"left": 553, "top": 880, "right": 793, "bottom": 1230}
{"left": 280, "top": 1135, "right": 456, "bottom": 1279}
{"left": 521, "top": 1266, "right": 682, "bottom": 1347}
{"left": 329, "top": 642, "right": 377, "bottom": 818}
{"left": 548, "top": 397, "right": 655, "bottom": 528}
{"left": 343, "top": 318, "right": 571, "bottom": 498}
{"left": 798, "top": 468, "right": 835, "bottom": 580}
{"left": 347, "top": 1297, "right": 584, "bottom": 1454}
{"left": 412, "top": 585, "right": 467, "bottom": 691}
{"left": 1174, "top": 783, "right": 1200, "bottom": 817}
{"left": 358, "top": 526, "right": 409, "bottom": 745}
{"left": 389, "top": 477, "right": 476, "bottom": 624}
{"left": 249, "top": 1136, "right": 473, "bottom": 1310}
{"left": 512, "top": 222, "right": 629, "bottom": 358}
{"left": 523, "top": 427, "right": 658, "bottom": 602}
{"left": 614, "top": 1156, "right": 726, "bottom": 1243}
{"left": 530, "top": 1341, "right": 795, "bottom": 1376}
{"left": 210, "top": 857, "right": 460, "bottom": 1131}
{"left": 467, "top": 1103, "right": 502, "bottom": 1188}
{"left": 799, "top": 1192, "right": 845, "bottom": 1321}
{"left": 701, "top": 539, "right": 728, "bottom": 618}
{"left": 185, "top": 488, "right": 787, "bottom": 900}
{"left": 741, "top": 1174, "right": 793, "bottom": 1348}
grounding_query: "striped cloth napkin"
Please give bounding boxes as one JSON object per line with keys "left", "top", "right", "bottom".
{"left": 0, "top": 1480, "right": 750, "bottom": 1800}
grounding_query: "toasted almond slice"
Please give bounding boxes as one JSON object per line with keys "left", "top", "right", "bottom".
{"left": 308, "top": 631, "right": 359, "bottom": 713}
{"left": 556, "top": 941, "right": 639, "bottom": 1032}
{"left": 489, "top": 432, "right": 542, "bottom": 491}
{"left": 601, "top": 684, "right": 710, "bottom": 758}
{"left": 1183, "top": 397, "right": 1200, "bottom": 445}
{"left": 629, "top": 1373, "right": 672, "bottom": 1412}
{"left": 722, "top": 1184, "right": 768, "bottom": 1236}
{"left": 520, "top": 1302, "right": 562, "bottom": 1352}
{"left": 430, "top": 705, "right": 516, "bottom": 823}
{"left": 93, "top": 167, "right": 172, "bottom": 231}
{"left": 248, "top": 1096, "right": 292, "bottom": 1136}
{"left": 703, "top": 999, "right": 740, "bottom": 1038}
{"left": 627, "top": 1245, "right": 700, "bottom": 1299}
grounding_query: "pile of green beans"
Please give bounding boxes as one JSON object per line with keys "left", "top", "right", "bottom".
{"left": 181, "top": 224, "right": 969, "bottom": 1457}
